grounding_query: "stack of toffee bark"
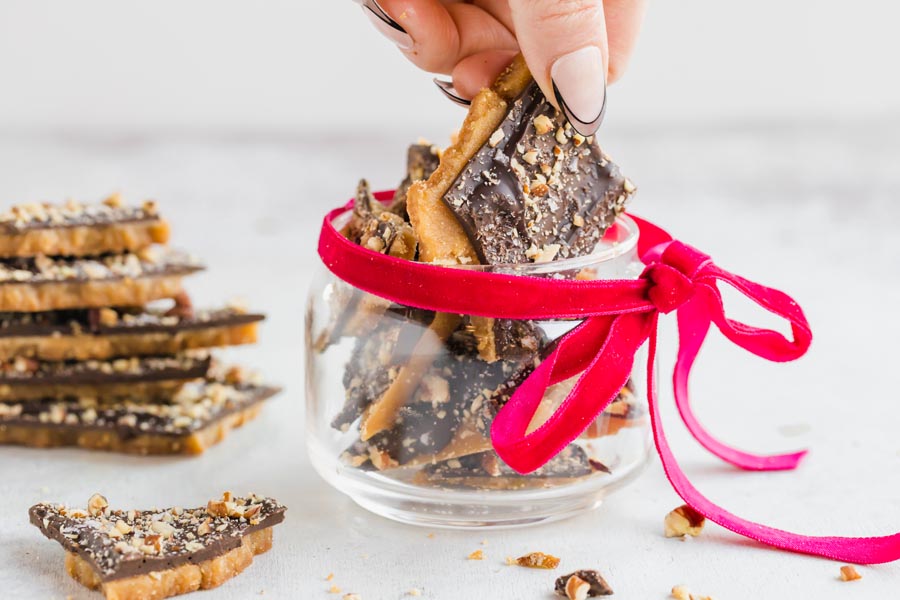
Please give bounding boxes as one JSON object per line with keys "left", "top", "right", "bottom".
{"left": 319, "top": 57, "right": 647, "bottom": 490}
{"left": 0, "top": 195, "right": 278, "bottom": 455}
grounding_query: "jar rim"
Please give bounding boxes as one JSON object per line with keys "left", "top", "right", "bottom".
{"left": 333, "top": 208, "right": 639, "bottom": 275}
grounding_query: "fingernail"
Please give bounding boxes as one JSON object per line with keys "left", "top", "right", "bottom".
{"left": 433, "top": 79, "right": 471, "bottom": 108}
{"left": 550, "top": 46, "right": 606, "bottom": 136}
{"left": 356, "top": 0, "right": 413, "bottom": 50}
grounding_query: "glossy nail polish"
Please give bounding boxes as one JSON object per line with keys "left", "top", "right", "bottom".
{"left": 433, "top": 79, "right": 471, "bottom": 107}
{"left": 354, "top": 0, "right": 413, "bottom": 50}
{"left": 550, "top": 46, "right": 607, "bottom": 136}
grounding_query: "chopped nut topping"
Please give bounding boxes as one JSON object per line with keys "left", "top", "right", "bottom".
{"left": 515, "top": 551, "right": 560, "bottom": 569}
{"left": 467, "top": 549, "right": 484, "bottom": 560}
{"left": 533, "top": 114, "right": 554, "bottom": 135}
{"left": 488, "top": 130, "right": 505, "bottom": 148}
{"left": 839, "top": 565, "right": 862, "bottom": 581}
{"left": 207, "top": 500, "right": 229, "bottom": 518}
{"left": 87, "top": 493, "right": 108, "bottom": 517}
{"left": 103, "top": 193, "right": 123, "bottom": 209}
{"left": 664, "top": 505, "right": 706, "bottom": 538}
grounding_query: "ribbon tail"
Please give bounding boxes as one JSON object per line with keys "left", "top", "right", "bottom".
{"left": 674, "top": 295, "right": 807, "bottom": 471}
{"left": 648, "top": 327, "right": 900, "bottom": 564}
{"left": 493, "top": 313, "right": 652, "bottom": 474}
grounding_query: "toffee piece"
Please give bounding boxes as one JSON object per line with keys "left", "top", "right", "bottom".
{"left": 0, "top": 352, "right": 211, "bottom": 401}
{"left": 0, "top": 248, "right": 203, "bottom": 312}
{"left": 0, "top": 196, "right": 169, "bottom": 258}
{"left": 0, "top": 379, "right": 279, "bottom": 454}
{"left": 30, "top": 492, "right": 285, "bottom": 600}
{"left": 0, "top": 306, "right": 263, "bottom": 361}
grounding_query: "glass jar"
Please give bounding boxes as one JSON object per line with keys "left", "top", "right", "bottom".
{"left": 306, "top": 212, "right": 652, "bottom": 528}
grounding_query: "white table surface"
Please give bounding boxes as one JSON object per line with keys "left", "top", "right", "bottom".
{"left": 1, "top": 122, "right": 899, "bottom": 599}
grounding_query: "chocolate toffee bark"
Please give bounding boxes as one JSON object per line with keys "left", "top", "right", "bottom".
{"left": 0, "top": 195, "right": 169, "bottom": 258}
{"left": 30, "top": 492, "right": 285, "bottom": 599}
{"left": 0, "top": 379, "right": 279, "bottom": 454}
{"left": 0, "top": 352, "right": 211, "bottom": 401}
{"left": 0, "top": 305, "right": 263, "bottom": 361}
{"left": 345, "top": 179, "right": 417, "bottom": 261}
{"left": 414, "top": 445, "right": 607, "bottom": 490}
{"left": 582, "top": 383, "right": 647, "bottom": 438}
{"left": 342, "top": 326, "right": 540, "bottom": 470}
{"left": 407, "top": 55, "right": 634, "bottom": 360}
{"left": 0, "top": 247, "right": 203, "bottom": 312}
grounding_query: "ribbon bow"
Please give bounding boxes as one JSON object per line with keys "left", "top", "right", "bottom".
{"left": 318, "top": 193, "right": 900, "bottom": 565}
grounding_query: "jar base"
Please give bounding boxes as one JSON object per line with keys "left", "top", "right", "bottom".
{"left": 308, "top": 438, "right": 651, "bottom": 530}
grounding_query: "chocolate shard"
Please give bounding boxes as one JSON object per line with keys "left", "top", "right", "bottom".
{"left": 555, "top": 570, "right": 614, "bottom": 597}
{"left": 345, "top": 179, "right": 417, "bottom": 260}
{"left": 341, "top": 326, "right": 541, "bottom": 468}
{"left": 30, "top": 492, "right": 285, "bottom": 599}
{"left": 391, "top": 143, "right": 442, "bottom": 218}
{"left": 442, "top": 80, "right": 635, "bottom": 265}
{"left": 416, "top": 444, "right": 604, "bottom": 490}
{"left": 0, "top": 380, "right": 280, "bottom": 455}
{"left": 0, "top": 306, "right": 264, "bottom": 361}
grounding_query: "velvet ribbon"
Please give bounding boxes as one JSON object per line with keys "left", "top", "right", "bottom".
{"left": 317, "top": 192, "right": 900, "bottom": 564}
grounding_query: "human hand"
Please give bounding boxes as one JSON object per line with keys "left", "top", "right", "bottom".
{"left": 353, "top": 0, "right": 647, "bottom": 135}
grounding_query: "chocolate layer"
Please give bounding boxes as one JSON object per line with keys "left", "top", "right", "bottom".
{"left": 0, "top": 306, "right": 263, "bottom": 338}
{"left": 0, "top": 198, "right": 160, "bottom": 234}
{"left": 0, "top": 381, "right": 279, "bottom": 437}
{"left": 0, "top": 248, "right": 202, "bottom": 285}
{"left": 29, "top": 493, "right": 285, "bottom": 582}
{"left": 442, "top": 81, "right": 634, "bottom": 265}
{"left": 0, "top": 353, "right": 210, "bottom": 387}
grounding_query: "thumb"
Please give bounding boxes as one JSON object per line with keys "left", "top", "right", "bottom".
{"left": 509, "top": 0, "right": 608, "bottom": 136}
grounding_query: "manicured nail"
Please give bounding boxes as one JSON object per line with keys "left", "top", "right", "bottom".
{"left": 550, "top": 46, "right": 607, "bottom": 136}
{"left": 433, "top": 79, "right": 471, "bottom": 107}
{"left": 356, "top": 0, "right": 413, "bottom": 50}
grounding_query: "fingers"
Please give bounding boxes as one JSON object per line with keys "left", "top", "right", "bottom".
{"left": 603, "top": 0, "right": 648, "bottom": 83}
{"left": 365, "top": 0, "right": 516, "bottom": 75}
{"left": 509, "top": 0, "right": 608, "bottom": 135}
{"left": 450, "top": 49, "right": 520, "bottom": 99}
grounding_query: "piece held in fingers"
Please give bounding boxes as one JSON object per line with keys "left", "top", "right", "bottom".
{"left": 0, "top": 195, "right": 169, "bottom": 258}
{"left": 29, "top": 492, "right": 285, "bottom": 600}
{"left": 0, "top": 379, "right": 280, "bottom": 455}
{"left": 0, "top": 247, "right": 203, "bottom": 312}
{"left": 0, "top": 352, "right": 211, "bottom": 401}
{"left": 0, "top": 305, "right": 263, "bottom": 361}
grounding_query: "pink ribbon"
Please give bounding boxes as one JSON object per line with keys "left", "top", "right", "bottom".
{"left": 318, "top": 192, "right": 900, "bottom": 564}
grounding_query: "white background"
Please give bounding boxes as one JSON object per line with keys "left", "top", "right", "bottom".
{"left": 1, "top": 1, "right": 899, "bottom": 599}
{"left": 0, "top": 1, "right": 898, "bottom": 137}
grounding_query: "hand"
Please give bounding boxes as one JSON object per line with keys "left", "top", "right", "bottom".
{"left": 354, "top": 0, "right": 647, "bottom": 135}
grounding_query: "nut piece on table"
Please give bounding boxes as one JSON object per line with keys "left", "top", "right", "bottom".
{"left": 467, "top": 549, "right": 484, "bottom": 560}
{"left": 555, "top": 570, "right": 614, "bottom": 597}
{"left": 513, "top": 551, "right": 560, "bottom": 569}
{"left": 671, "top": 585, "right": 713, "bottom": 600}
{"left": 664, "top": 504, "right": 706, "bottom": 538}
{"left": 839, "top": 565, "right": 862, "bottom": 581}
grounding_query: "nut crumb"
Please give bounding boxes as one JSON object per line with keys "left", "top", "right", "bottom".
{"left": 839, "top": 565, "right": 862, "bottom": 581}
{"left": 664, "top": 505, "right": 705, "bottom": 538}
{"left": 533, "top": 114, "right": 554, "bottom": 135}
{"left": 87, "top": 493, "right": 108, "bottom": 517}
{"left": 329, "top": 584, "right": 341, "bottom": 594}
{"left": 555, "top": 570, "right": 614, "bottom": 597}
{"left": 326, "top": 573, "right": 334, "bottom": 581}
{"left": 514, "top": 551, "right": 560, "bottom": 569}
{"left": 671, "top": 585, "right": 690, "bottom": 600}
{"left": 426, "top": 533, "right": 435, "bottom": 539}
{"left": 408, "top": 589, "right": 422, "bottom": 596}
{"left": 564, "top": 575, "right": 590, "bottom": 600}
{"left": 467, "top": 549, "right": 484, "bottom": 560}
{"left": 343, "top": 594, "right": 361, "bottom": 600}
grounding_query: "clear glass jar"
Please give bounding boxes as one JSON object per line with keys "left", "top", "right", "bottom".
{"left": 306, "top": 213, "right": 652, "bottom": 528}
